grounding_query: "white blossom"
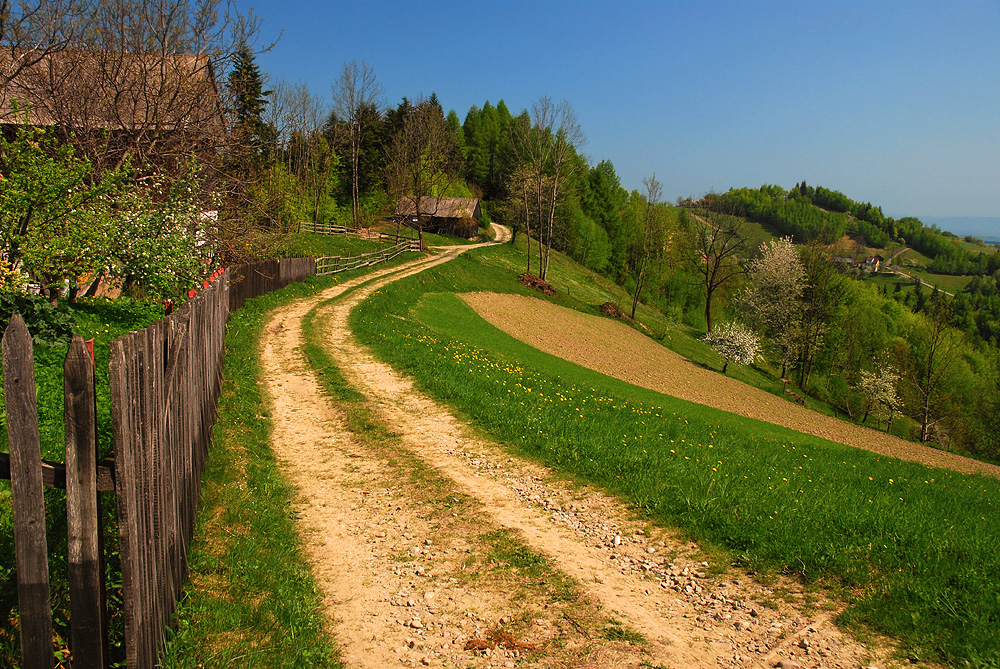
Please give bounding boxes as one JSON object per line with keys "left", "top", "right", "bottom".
{"left": 703, "top": 321, "right": 760, "bottom": 374}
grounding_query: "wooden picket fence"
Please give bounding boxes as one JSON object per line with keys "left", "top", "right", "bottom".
{"left": 0, "top": 256, "right": 328, "bottom": 668}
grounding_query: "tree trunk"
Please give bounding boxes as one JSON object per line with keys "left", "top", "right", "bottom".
{"left": 722, "top": 359, "right": 729, "bottom": 374}
{"left": 84, "top": 272, "right": 103, "bottom": 298}
{"left": 630, "top": 259, "right": 646, "bottom": 320}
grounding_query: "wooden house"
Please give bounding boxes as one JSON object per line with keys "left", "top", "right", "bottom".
{"left": 395, "top": 197, "right": 482, "bottom": 239}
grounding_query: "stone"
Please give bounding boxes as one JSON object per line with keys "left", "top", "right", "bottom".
{"left": 613, "top": 535, "right": 622, "bottom": 546}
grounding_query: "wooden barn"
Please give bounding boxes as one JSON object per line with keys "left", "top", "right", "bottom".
{"left": 395, "top": 197, "right": 481, "bottom": 239}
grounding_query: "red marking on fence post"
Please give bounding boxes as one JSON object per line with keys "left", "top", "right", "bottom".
{"left": 84, "top": 338, "right": 95, "bottom": 365}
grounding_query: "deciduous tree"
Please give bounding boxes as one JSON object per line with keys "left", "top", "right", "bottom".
{"left": 384, "top": 98, "right": 460, "bottom": 249}
{"left": 680, "top": 208, "right": 748, "bottom": 332}
{"left": 630, "top": 174, "right": 664, "bottom": 320}
{"left": 510, "top": 97, "right": 584, "bottom": 281}
{"left": 331, "top": 60, "right": 382, "bottom": 228}
{"left": 703, "top": 321, "right": 760, "bottom": 374}
{"left": 736, "top": 236, "right": 805, "bottom": 376}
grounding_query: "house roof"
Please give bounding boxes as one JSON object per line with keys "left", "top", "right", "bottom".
{"left": 0, "top": 49, "right": 223, "bottom": 134}
{"left": 395, "top": 197, "right": 480, "bottom": 219}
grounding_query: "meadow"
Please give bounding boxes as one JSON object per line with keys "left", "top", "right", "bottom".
{"left": 351, "top": 247, "right": 1000, "bottom": 667}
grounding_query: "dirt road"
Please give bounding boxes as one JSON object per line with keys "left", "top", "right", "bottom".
{"left": 257, "top": 228, "right": 897, "bottom": 668}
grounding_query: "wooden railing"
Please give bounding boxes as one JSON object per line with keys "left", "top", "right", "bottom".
{"left": 315, "top": 239, "right": 420, "bottom": 276}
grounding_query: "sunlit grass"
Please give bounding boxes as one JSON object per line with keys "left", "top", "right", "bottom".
{"left": 351, "top": 249, "right": 1000, "bottom": 666}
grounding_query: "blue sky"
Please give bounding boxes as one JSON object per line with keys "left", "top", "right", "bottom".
{"left": 244, "top": 0, "right": 999, "bottom": 226}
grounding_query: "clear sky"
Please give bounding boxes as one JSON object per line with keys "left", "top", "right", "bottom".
{"left": 243, "top": 0, "right": 999, "bottom": 224}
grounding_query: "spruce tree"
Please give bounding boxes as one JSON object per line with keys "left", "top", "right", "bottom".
{"left": 228, "top": 46, "right": 271, "bottom": 157}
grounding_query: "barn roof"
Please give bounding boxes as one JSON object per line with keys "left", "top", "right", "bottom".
{"left": 0, "top": 49, "right": 223, "bottom": 133}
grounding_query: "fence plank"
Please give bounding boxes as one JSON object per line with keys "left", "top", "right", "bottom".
{"left": 64, "top": 335, "right": 107, "bottom": 669}
{"left": 110, "top": 335, "right": 140, "bottom": 668}
{"left": 2, "top": 315, "right": 54, "bottom": 669}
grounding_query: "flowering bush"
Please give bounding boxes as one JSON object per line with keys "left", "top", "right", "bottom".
{"left": 108, "top": 166, "right": 210, "bottom": 298}
{"left": 703, "top": 321, "right": 760, "bottom": 374}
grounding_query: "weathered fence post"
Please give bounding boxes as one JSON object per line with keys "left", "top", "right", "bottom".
{"left": 64, "top": 335, "right": 108, "bottom": 668}
{"left": 2, "top": 315, "right": 55, "bottom": 669}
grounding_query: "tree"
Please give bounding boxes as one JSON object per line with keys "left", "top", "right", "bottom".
{"left": 736, "top": 236, "right": 805, "bottom": 377}
{"left": 795, "top": 242, "right": 844, "bottom": 387}
{"left": 331, "top": 60, "right": 382, "bottom": 229}
{"left": 0, "top": 125, "right": 126, "bottom": 301}
{"left": 679, "top": 208, "right": 748, "bottom": 332}
{"left": 0, "top": 0, "right": 86, "bottom": 122}
{"left": 228, "top": 45, "right": 272, "bottom": 164}
{"left": 903, "top": 295, "right": 964, "bottom": 443}
{"left": 858, "top": 363, "right": 902, "bottom": 431}
{"left": 384, "top": 98, "right": 460, "bottom": 249}
{"left": 630, "top": 174, "right": 665, "bottom": 320}
{"left": 106, "top": 164, "right": 211, "bottom": 298}
{"left": 510, "top": 97, "right": 584, "bottom": 280}
{"left": 703, "top": 321, "right": 760, "bottom": 374}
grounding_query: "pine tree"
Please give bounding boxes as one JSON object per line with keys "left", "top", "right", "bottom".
{"left": 228, "top": 46, "right": 271, "bottom": 157}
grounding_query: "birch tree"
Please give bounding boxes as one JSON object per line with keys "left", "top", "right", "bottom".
{"left": 510, "top": 97, "right": 584, "bottom": 281}
{"left": 331, "top": 60, "right": 382, "bottom": 228}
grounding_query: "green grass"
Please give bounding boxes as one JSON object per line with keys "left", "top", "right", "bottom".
{"left": 350, "top": 247, "right": 1000, "bottom": 667}
{"left": 907, "top": 269, "right": 974, "bottom": 294}
{"left": 898, "top": 248, "right": 933, "bottom": 269}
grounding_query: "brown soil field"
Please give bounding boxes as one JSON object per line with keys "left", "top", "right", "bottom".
{"left": 460, "top": 292, "right": 1000, "bottom": 480}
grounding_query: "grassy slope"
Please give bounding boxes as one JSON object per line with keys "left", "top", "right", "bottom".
{"left": 351, "top": 245, "right": 1000, "bottom": 667}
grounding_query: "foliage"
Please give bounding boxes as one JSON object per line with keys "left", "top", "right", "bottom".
{"left": 702, "top": 321, "right": 760, "bottom": 373}
{"left": 0, "top": 291, "right": 76, "bottom": 345}
{"left": 0, "top": 124, "right": 127, "bottom": 298}
{"left": 704, "top": 187, "right": 847, "bottom": 244}
{"left": 109, "top": 166, "right": 213, "bottom": 298}
{"left": 228, "top": 46, "right": 273, "bottom": 159}
{"left": 736, "top": 237, "right": 805, "bottom": 374}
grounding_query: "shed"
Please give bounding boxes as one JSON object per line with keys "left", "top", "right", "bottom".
{"left": 395, "top": 197, "right": 481, "bottom": 239}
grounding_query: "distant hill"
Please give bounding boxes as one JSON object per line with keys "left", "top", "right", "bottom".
{"left": 919, "top": 217, "right": 1000, "bottom": 243}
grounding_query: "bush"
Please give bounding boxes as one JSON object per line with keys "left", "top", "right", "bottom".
{"left": 0, "top": 291, "right": 76, "bottom": 345}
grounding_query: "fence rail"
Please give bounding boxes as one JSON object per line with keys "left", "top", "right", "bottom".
{"left": 306, "top": 220, "right": 412, "bottom": 243}
{"left": 315, "top": 239, "right": 420, "bottom": 276}
{"left": 1, "top": 255, "right": 333, "bottom": 668}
